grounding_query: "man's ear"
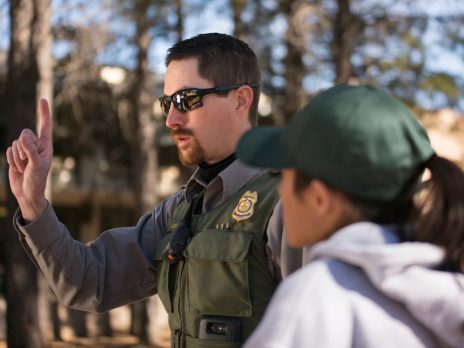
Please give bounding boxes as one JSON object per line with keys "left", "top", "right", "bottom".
{"left": 235, "top": 85, "right": 254, "bottom": 114}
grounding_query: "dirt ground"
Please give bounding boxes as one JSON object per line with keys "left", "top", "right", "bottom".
{"left": 0, "top": 334, "right": 156, "bottom": 348}
{"left": 48, "top": 335, "right": 153, "bottom": 348}
{"left": 0, "top": 295, "right": 170, "bottom": 348}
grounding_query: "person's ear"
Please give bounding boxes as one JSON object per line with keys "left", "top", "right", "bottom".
{"left": 304, "top": 179, "right": 336, "bottom": 217}
{"left": 235, "top": 85, "right": 254, "bottom": 114}
{"left": 308, "top": 179, "right": 360, "bottom": 230}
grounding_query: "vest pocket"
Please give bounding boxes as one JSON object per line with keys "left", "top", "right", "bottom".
{"left": 185, "top": 229, "right": 253, "bottom": 316}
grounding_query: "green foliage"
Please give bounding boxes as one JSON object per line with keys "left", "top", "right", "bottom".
{"left": 13, "top": 0, "right": 463, "bottom": 183}
{"left": 420, "top": 72, "right": 461, "bottom": 105}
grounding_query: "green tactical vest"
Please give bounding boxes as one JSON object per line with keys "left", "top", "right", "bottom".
{"left": 154, "top": 172, "right": 280, "bottom": 348}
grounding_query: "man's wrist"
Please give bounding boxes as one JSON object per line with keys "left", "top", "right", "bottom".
{"left": 19, "top": 197, "right": 48, "bottom": 223}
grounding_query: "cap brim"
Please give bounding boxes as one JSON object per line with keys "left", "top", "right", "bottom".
{"left": 236, "top": 127, "right": 295, "bottom": 169}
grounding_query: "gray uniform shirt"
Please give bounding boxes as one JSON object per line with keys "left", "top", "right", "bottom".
{"left": 14, "top": 160, "right": 303, "bottom": 313}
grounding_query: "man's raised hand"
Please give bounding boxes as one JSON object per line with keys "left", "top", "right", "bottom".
{"left": 5, "top": 98, "right": 54, "bottom": 221}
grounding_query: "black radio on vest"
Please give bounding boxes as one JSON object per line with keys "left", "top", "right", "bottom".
{"left": 165, "top": 189, "right": 205, "bottom": 263}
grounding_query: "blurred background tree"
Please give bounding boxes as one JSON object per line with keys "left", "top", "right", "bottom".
{"left": 0, "top": 0, "right": 463, "bottom": 347}
{"left": 3, "top": 0, "right": 51, "bottom": 347}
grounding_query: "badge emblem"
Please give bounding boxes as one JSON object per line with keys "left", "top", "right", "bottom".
{"left": 232, "top": 191, "right": 258, "bottom": 222}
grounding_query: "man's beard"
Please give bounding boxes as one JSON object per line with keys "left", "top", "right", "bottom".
{"left": 172, "top": 129, "right": 207, "bottom": 166}
{"left": 178, "top": 137, "right": 207, "bottom": 165}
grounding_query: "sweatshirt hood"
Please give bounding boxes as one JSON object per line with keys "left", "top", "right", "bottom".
{"left": 307, "top": 222, "right": 464, "bottom": 348}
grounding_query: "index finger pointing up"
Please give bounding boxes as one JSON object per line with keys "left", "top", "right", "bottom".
{"left": 38, "top": 98, "right": 53, "bottom": 144}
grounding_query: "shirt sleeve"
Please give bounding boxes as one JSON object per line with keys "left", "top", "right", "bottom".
{"left": 265, "top": 200, "right": 305, "bottom": 279}
{"left": 14, "top": 191, "right": 184, "bottom": 313}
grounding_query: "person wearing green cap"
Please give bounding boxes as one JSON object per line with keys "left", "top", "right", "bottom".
{"left": 238, "top": 84, "right": 464, "bottom": 348}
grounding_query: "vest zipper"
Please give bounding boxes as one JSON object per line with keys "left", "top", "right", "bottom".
{"left": 173, "top": 330, "right": 181, "bottom": 348}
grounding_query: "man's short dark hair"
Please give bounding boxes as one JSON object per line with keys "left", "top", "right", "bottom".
{"left": 165, "top": 33, "right": 260, "bottom": 125}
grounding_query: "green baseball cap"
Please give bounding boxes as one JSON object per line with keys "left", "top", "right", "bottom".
{"left": 237, "top": 84, "right": 435, "bottom": 202}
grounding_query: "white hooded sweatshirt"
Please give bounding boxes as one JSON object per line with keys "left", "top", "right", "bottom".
{"left": 245, "top": 222, "right": 464, "bottom": 348}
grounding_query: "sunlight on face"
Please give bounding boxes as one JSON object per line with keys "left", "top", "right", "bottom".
{"left": 164, "top": 58, "right": 248, "bottom": 165}
{"left": 280, "top": 169, "right": 344, "bottom": 248}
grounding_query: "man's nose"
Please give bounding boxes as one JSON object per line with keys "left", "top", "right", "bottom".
{"left": 165, "top": 106, "right": 186, "bottom": 129}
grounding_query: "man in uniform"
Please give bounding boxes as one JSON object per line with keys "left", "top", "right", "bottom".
{"left": 6, "top": 33, "right": 302, "bottom": 347}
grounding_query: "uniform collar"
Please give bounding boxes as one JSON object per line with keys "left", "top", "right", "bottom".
{"left": 184, "top": 160, "right": 265, "bottom": 211}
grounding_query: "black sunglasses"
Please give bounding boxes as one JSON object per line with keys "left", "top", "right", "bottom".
{"left": 159, "top": 83, "right": 257, "bottom": 116}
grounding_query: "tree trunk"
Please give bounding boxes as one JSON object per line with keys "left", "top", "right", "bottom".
{"left": 130, "top": 300, "right": 148, "bottom": 342}
{"left": 332, "top": 0, "right": 363, "bottom": 84}
{"left": 67, "top": 309, "right": 88, "bottom": 337}
{"left": 231, "top": 0, "right": 247, "bottom": 39}
{"left": 95, "top": 312, "right": 113, "bottom": 337}
{"left": 5, "top": 0, "right": 51, "bottom": 346}
{"left": 33, "top": 0, "right": 56, "bottom": 341}
{"left": 280, "top": 0, "right": 306, "bottom": 124}
{"left": 131, "top": 2, "right": 160, "bottom": 218}
{"left": 129, "top": 1, "right": 160, "bottom": 342}
{"left": 174, "top": 0, "right": 184, "bottom": 41}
